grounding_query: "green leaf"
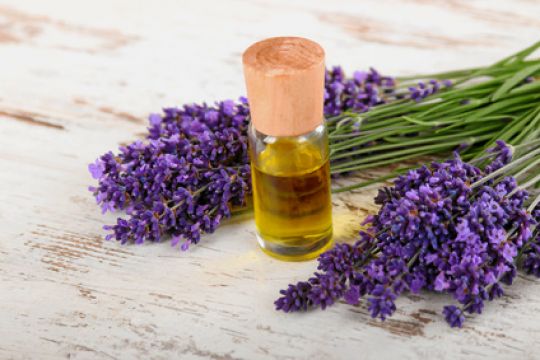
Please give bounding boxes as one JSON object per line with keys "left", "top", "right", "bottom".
{"left": 513, "top": 106, "right": 540, "bottom": 144}
{"left": 401, "top": 116, "right": 439, "bottom": 126}
{"left": 492, "top": 63, "right": 540, "bottom": 101}
{"left": 508, "top": 80, "right": 540, "bottom": 96}
{"left": 491, "top": 40, "right": 540, "bottom": 67}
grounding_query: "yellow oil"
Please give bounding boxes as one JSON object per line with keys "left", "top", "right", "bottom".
{"left": 251, "top": 138, "right": 333, "bottom": 261}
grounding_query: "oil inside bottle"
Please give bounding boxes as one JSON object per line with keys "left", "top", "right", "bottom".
{"left": 251, "top": 138, "right": 333, "bottom": 261}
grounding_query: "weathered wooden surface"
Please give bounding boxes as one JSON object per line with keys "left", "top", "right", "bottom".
{"left": 1, "top": 0, "right": 540, "bottom": 359}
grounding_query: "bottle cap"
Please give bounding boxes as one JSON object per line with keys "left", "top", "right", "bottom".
{"left": 242, "top": 37, "right": 325, "bottom": 137}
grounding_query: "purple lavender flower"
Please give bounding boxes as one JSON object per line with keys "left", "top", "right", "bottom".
{"left": 89, "top": 99, "right": 252, "bottom": 247}
{"left": 317, "top": 242, "right": 365, "bottom": 276}
{"left": 408, "top": 79, "right": 452, "bottom": 102}
{"left": 443, "top": 305, "right": 465, "bottom": 328}
{"left": 102, "top": 164, "right": 251, "bottom": 248}
{"left": 344, "top": 286, "right": 361, "bottom": 305}
{"left": 324, "top": 67, "right": 394, "bottom": 116}
{"left": 522, "top": 206, "right": 540, "bottom": 277}
{"left": 276, "top": 141, "right": 536, "bottom": 329}
{"left": 274, "top": 281, "right": 313, "bottom": 312}
{"left": 88, "top": 159, "right": 105, "bottom": 179}
{"left": 368, "top": 285, "right": 397, "bottom": 320}
{"left": 523, "top": 245, "right": 540, "bottom": 276}
{"left": 308, "top": 273, "right": 347, "bottom": 310}
{"left": 274, "top": 272, "right": 347, "bottom": 312}
{"left": 485, "top": 140, "right": 513, "bottom": 174}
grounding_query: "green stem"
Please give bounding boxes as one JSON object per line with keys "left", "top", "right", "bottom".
{"left": 528, "top": 193, "right": 540, "bottom": 212}
{"left": 331, "top": 149, "right": 438, "bottom": 174}
{"left": 472, "top": 147, "right": 540, "bottom": 189}
{"left": 330, "top": 127, "right": 499, "bottom": 161}
{"left": 331, "top": 134, "right": 492, "bottom": 170}
{"left": 513, "top": 158, "right": 540, "bottom": 180}
{"left": 509, "top": 173, "right": 540, "bottom": 196}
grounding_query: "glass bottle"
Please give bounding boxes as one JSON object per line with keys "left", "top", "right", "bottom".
{"left": 242, "top": 37, "right": 333, "bottom": 261}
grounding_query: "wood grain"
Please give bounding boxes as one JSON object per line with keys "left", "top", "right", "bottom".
{"left": 243, "top": 36, "right": 326, "bottom": 136}
{"left": 1, "top": 0, "right": 540, "bottom": 359}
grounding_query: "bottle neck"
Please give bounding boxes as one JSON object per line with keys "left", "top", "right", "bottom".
{"left": 249, "top": 121, "right": 326, "bottom": 140}
{"left": 248, "top": 123, "right": 329, "bottom": 176}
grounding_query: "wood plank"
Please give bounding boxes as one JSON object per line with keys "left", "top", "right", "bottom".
{"left": 1, "top": 0, "right": 540, "bottom": 358}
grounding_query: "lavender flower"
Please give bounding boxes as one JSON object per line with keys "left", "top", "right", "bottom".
{"left": 274, "top": 281, "right": 312, "bottom": 313}
{"left": 408, "top": 79, "right": 452, "bottom": 102}
{"left": 485, "top": 140, "right": 513, "bottom": 173}
{"left": 276, "top": 141, "right": 537, "bottom": 328}
{"left": 89, "top": 99, "right": 251, "bottom": 249}
{"left": 522, "top": 206, "right": 540, "bottom": 276}
{"left": 443, "top": 305, "right": 465, "bottom": 328}
{"left": 324, "top": 67, "right": 395, "bottom": 116}
{"left": 368, "top": 285, "right": 397, "bottom": 320}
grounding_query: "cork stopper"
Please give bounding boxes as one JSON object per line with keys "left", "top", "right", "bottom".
{"left": 242, "top": 37, "right": 325, "bottom": 137}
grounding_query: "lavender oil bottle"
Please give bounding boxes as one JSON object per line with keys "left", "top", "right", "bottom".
{"left": 243, "top": 37, "right": 333, "bottom": 261}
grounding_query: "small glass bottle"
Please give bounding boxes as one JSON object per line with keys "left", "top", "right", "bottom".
{"left": 242, "top": 37, "right": 333, "bottom": 261}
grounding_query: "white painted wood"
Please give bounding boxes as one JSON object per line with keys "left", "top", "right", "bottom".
{"left": 1, "top": 0, "right": 540, "bottom": 358}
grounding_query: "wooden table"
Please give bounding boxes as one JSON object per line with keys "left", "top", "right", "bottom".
{"left": 2, "top": 1, "right": 540, "bottom": 359}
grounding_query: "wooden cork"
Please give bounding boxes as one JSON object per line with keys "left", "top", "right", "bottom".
{"left": 242, "top": 37, "right": 325, "bottom": 137}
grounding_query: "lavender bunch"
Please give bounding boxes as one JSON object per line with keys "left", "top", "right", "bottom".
{"left": 89, "top": 99, "right": 252, "bottom": 249}
{"left": 329, "top": 41, "right": 540, "bottom": 191}
{"left": 89, "top": 68, "right": 408, "bottom": 248}
{"left": 276, "top": 141, "right": 540, "bottom": 327}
